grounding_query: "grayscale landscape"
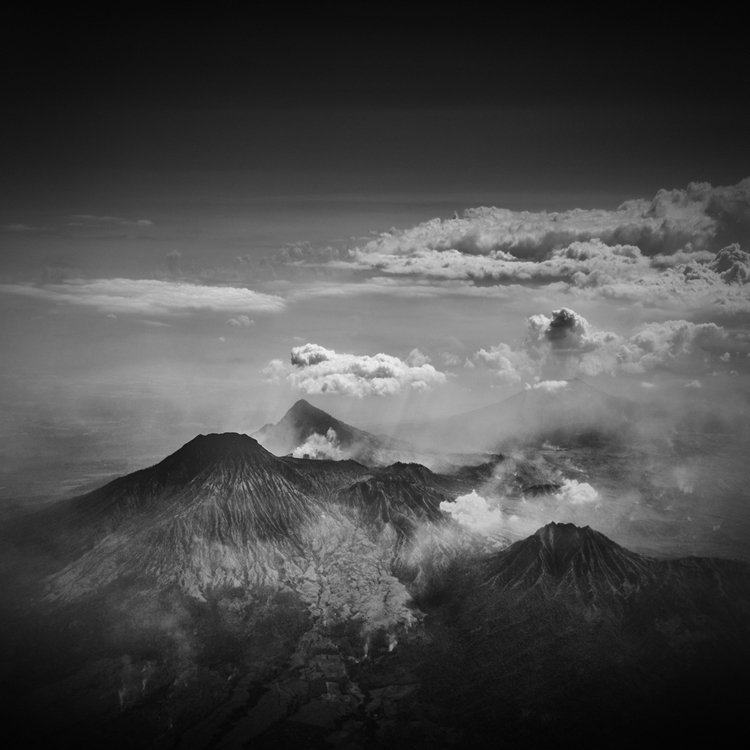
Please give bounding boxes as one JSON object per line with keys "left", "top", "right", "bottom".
{"left": 1, "top": 9, "right": 748, "bottom": 750}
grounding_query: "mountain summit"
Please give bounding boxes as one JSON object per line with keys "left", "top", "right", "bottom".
{"left": 483, "top": 521, "right": 655, "bottom": 595}
{"left": 253, "top": 399, "right": 413, "bottom": 464}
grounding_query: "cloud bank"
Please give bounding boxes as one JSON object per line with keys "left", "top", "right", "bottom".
{"left": 264, "top": 343, "right": 448, "bottom": 397}
{"left": 279, "top": 178, "right": 749, "bottom": 312}
{"left": 472, "top": 307, "right": 747, "bottom": 383}
{"left": 0, "top": 279, "right": 286, "bottom": 316}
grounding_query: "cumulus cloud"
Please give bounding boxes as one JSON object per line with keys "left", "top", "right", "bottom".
{"left": 291, "top": 428, "right": 343, "bottom": 460}
{"left": 616, "top": 320, "right": 731, "bottom": 375}
{"left": 268, "top": 343, "right": 447, "bottom": 397}
{"left": 405, "top": 348, "right": 431, "bottom": 366}
{"left": 0, "top": 279, "right": 286, "bottom": 316}
{"left": 473, "top": 343, "right": 537, "bottom": 385}
{"left": 472, "top": 307, "right": 746, "bottom": 385}
{"left": 474, "top": 308, "right": 622, "bottom": 382}
{"left": 439, "top": 491, "right": 503, "bottom": 533}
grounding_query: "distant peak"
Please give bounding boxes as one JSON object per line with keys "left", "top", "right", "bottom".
{"left": 291, "top": 398, "right": 313, "bottom": 409}
{"left": 287, "top": 399, "right": 327, "bottom": 416}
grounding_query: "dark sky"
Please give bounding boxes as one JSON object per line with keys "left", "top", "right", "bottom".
{"left": 3, "top": 10, "right": 747, "bottom": 204}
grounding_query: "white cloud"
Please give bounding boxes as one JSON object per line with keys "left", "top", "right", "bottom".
{"left": 0, "top": 279, "right": 286, "bottom": 316}
{"left": 405, "top": 348, "right": 431, "bottom": 366}
{"left": 554, "top": 479, "right": 600, "bottom": 505}
{"left": 291, "top": 428, "right": 343, "bottom": 460}
{"left": 272, "top": 343, "right": 448, "bottom": 397}
{"left": 279, "top": 179, "right": 750, "bottom": 313}
{"left": 471, "top": 307, "right": 746, "bottom": 385}
{"left": 262, "top": 359, "right": 287, "bottom": 384}
{"left": 525, "top": 380, "right": 569, "bottom": 393}
{"left": 350, "top": 179, "right": 748, "bottom": 262}
{"left": 227, "top": 315, "right": 255, "bottom": 327}
{"left": 439, "top": 491, "right": 503, "bottom": 534}
{"left": 616, "top": 320, "right": 731, "bottom": 374}
{"left": 473, "top": 343, "right": 537, "bottom": 385}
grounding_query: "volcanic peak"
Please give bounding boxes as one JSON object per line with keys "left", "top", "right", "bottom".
{"left": 156, "top": 432, "right": 267, "bottom": 478}
{"left": 487, "top": 522, "right": 655, "bottom": 593}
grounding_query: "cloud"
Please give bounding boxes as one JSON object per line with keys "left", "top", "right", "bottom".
{"left": 439, "top": 491, "right": 503, "bottom": 534}
{"left": 268, "top": 343, "right": 448, "bottom": 397}
{"left": 554, "top": 479, "right": 600, "bottom": 505}
{"left": 4, "top": 223, "right": 48, "bottom": 232}
{"left": 472, "top": 307, "right": 747, "bottom": 385}
{"left": 709, "top": 244, "right": 750, "bottom": 284}
{"left": 0, "top": 279, "right": 286, "bottom": 316}
{"left": 405, "top": 348, "right": 430, "bottom": 366}
{"left": 276, "top": 179, "right": 749, "bottom": 313}
{"left": 524, "top": 308, "right": 621, "bottom": 378}
{"left": 616, "top": 320, "right": 732, "bottom": 375}
{"left": 291, "top": 428, "right": 343, "bottom": 459}
{"left": 473, "top": 343, "right": 537, "bottom": 385}
{"left": 227, "top": 315, "right": 255, "bottom": 327}
{"left": 341, "top": 239, "right": 654, "bottom": 287}
{"left": 526, "top": 380, "right": 569, "bottom": 393}
{"left": 351, "top": 179, "right": 749, "bottom": 263}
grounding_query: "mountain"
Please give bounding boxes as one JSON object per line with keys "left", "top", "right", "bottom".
{"left": 414, "top": 522, "right": 750, "bottom": 747}
{"left": 4, "top": 428, "right": 750, "bottom": 749}
{"left": 253, "top": 398, "right": 417, "bottom": 464}
{"left": 254, "top": 399, "right": 498, "bottom": 471}
{"left": 395, "top": 377, "right": 638, "bottom": 452}
{"left": 332, "top": 462, "right": 450, "bottom": 537}
{"left": 482, "top": 522, "right": 656, "bottom": 595}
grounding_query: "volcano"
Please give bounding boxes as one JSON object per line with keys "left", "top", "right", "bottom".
{"left": 253, "top": 398, "right": 431, "bottom": 466}
{"left": 30, "top": 433, "right": 332, "bottom": 600}
{"left": 4, "top": 421, "right": 750, "bottom": 750}
{"left": 483, "top": 521, "right": 656, "bottom": 595}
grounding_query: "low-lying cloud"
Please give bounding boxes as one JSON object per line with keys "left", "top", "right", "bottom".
{"left": 291, "top": 428, "right": 343, "bottom": 459}
{"left": 264, "top": 343, "right": 448, "bottom": 397}
{"left": 0, "top": 279, "right": 286, "bottom": 316}
{"left": 439, "top": 491, "right": 503, "bottom": 533}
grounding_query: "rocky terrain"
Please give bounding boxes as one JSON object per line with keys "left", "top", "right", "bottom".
{"left": 2, "top": 394, "right": 750, "bottom": 748}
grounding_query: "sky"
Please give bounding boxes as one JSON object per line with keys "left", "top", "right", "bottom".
{"left": 1, "top": 11, "right": 748, "bottom": 499}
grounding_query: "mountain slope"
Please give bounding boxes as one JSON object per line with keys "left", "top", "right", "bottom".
{"left": 483, "top": 522, "right": 656, "bottom": 595}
